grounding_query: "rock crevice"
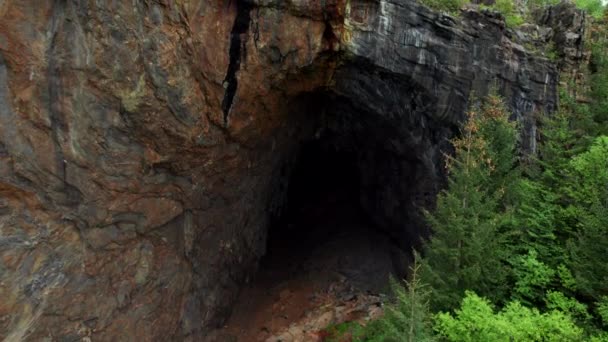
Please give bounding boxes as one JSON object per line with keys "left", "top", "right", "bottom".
{"left": 222, "top": 1, "right": 254, "bottom": 126}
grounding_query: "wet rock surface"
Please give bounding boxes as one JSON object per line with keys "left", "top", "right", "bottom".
{"left": 0, "top": 0, "right": 565, "bottom": 340}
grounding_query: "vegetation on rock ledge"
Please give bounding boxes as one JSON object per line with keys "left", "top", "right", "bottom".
{"left": 418, "top": 0, "right": 604, "bottom": 27}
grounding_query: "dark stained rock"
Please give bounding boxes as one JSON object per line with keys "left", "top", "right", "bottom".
{"left": 0, "top": 0, "right": 566, "bottom": 340}
{"left": 535, "top": 1, "right": 587, "bottom": 71}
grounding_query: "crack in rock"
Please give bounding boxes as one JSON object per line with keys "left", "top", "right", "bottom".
{"left": 221, "top": 0, "right": 254, "bottom": 127}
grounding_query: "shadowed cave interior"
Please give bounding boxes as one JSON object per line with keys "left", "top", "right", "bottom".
{"left": 222, "top": 94, "right": 419, "bottom": 337}
{"left": 262, "top": 137, "right": 404, "bottom": 293}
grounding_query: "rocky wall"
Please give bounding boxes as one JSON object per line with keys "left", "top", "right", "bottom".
{"left": 0, "top": 0, "right": 565, "bottom": 340}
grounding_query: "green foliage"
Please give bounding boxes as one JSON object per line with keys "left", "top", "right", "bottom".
{"left": 567, "top": 136, "right": 608, "bottom": 208}
{"left": 566, "top": 137, "right": 608, "bottom": 300}
{"left": 363, "top": 262, "right": 435, "bottom": 342}
{"left": 513, "top": 110, "right": 583, "bottom": 272}
{"left": 526, "top": 0, "right": 560, "bottom": 11}
{"left": 511, "top": 179, "right": 560, "bottom": 263}
{"left": 478, "top": 95, "right": 520, "bottom": 197}
{"left": 545, "top": 291, "right": 592, "bottom": 324}
{"left": 495, "top": 0, "right": 524, "bottom": 27}
{"left": 556, "top": 87, "right": 597, "bottom": 147}
{"left": 511, "top": 250, "right": 555, "bottom": 305}
{"left": 363, "top": 22, "right": 608, "bottom": 336}
{"left": 537, "top": 109, "right": 585, "bottom": 184}
{"left": 557, "top": 264, "right": 578, "bottom": 291}
{"left": 434, "top": 292, "right": 585, "bottom": 341}
{"left": 542, "top": 41, "right": 560, "bottom": 61}
{"left": 418, "top": 0, "right": 469, "bottom": 14}
{"left": 322, "top": 321, "right": 366, "bottom": 342}
{"left": 589, "top": 333, "right": 608, "bottom": 342}
{"left": 421, "top": 95, "right": 517, "bottom": 311}
{"left": 596, "top": 297, "right": 608, "bottom": 327}
{"left": 527, "top": 0, "right": 605, "bottom": 18}
{"left": 481, "top": 0, "right": 524, "bottom": 28}
{"left": 419, "top": 87, "right": 608, "bottom": 334}
{"left": 575, "top": 0, "right": 605, "bottom": 19}
{"left": 589, "top": 19, "right": 608, "bottom": 130}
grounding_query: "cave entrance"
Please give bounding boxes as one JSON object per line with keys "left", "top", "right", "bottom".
{"left": 262, "top": 137, "right": 398, "bottom": 293}
{"left": 223, "top": 122, "right": 408, "bottom": 340}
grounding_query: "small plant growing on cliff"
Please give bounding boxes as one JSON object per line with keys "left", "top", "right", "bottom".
{"left": 526, "top": 0, "right": 560, "bottom": 11}
{"left": 419, "top": 0, "right": 469, "bottom": 15}
{"left": 481, "top": 0, "right": 524, "bottom": 28}
{"left": 545, "top": 41, "right": 559, "bottom": 61}
{"left": 575, "top": 0, "right": 605, "bottom": 19}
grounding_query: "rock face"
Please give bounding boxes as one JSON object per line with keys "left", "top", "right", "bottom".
{"left": 535, "top": 2, "right": 587, "bottom": 71}
{"left": 0, "top": 0, "right": 560, "bottom": 340}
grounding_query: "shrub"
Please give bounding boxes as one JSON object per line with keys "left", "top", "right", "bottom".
{"left": 597, "top": 297, "right": 608, "bottom": 327}
{"left": 434, "top": 292, "right": 585, "bottom": 341}
{"left": 527, "top": 0, "right": 560, "bottom": 11}
{"left": 482, "top": 0, "right": 524, "bottom": 28}
{"left": 419, "top": 0, "right": 469, "bottom": 15}
{"left": 575, "top": 0, "right": 605, "bottom": 19}
{"left": 511, "top": 250, "right": 556, "bottom": 305}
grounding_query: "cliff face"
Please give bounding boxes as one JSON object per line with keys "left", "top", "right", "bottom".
{"left": 0, "top": 0, "right": 564, "bottom": 340}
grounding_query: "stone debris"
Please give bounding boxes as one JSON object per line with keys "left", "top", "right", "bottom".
{"left": 263, "top": 282, "right": 384, "bottom": 342}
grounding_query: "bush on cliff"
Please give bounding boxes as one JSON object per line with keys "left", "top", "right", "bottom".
{"left": 419, "top": 0, "right": 469, "bottom": 15}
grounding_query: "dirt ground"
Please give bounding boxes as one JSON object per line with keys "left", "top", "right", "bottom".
{"left": 216, "top": 201, "right": 408, "bottom": 341}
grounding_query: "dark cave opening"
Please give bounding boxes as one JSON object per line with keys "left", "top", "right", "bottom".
{"left": 261, "top": 132, "right": 408, "bottom": 292}
{"left": 223, "top": 130, "right": 410, "bottom": 338}
{"left": 265, "top": 138, "right": 361, "bottom": 261}
{"left": 221, "top": 90, "right": 438, "bottom": 339}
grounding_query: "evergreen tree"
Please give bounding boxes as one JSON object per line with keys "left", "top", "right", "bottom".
{"left": 511, "top": 178, "right": 560, "bottom": 264}
{"left": 510, "top": 250, "right": 556, "bottom": 305}
{"left": 421, "top": 95, "right": 517, "bottom": 311}
{"left": 589, "top": 11, "right": 608, "bottom": 132}
{"left": 366, "top": 16, "right": 608, "bottom": 338}
{"left": 513, "top": 110, "right": 577, "bottom": 267}
{"left": 537, "top": 110, "right": 582, "bottom": 188}
{"left": 364, "top": 261, "right": 435, "bottom": 342}
{"left": 566, "top": 136, "right": 608, "bottom": 300}
{"left": 478, "top": 94, "right": 519, "bottom": 198}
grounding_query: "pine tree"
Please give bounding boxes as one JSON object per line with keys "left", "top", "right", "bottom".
{"left": 513, "top": 111, "right": 577, "bottom": 267}
{"left": 537, "top": 110, "right": 582, "bottom": 188}
{"left": 478, "top": 94, "right": 519, "bottom": 200}
{"left": 566, "top": 136, "right": 608, "bottom": 300}
{"left": 421, "top": 95, "right": 517, "bottom": 311}
{"left": 364, "top": 260, "right": 435, "bottom": 342}
{"left": 589, "top": 12, "right": 608, "bottom": 133}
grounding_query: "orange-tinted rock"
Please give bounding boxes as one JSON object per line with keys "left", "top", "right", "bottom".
{"left": 0, "top": 0, "right": 577, "bottom": 340}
